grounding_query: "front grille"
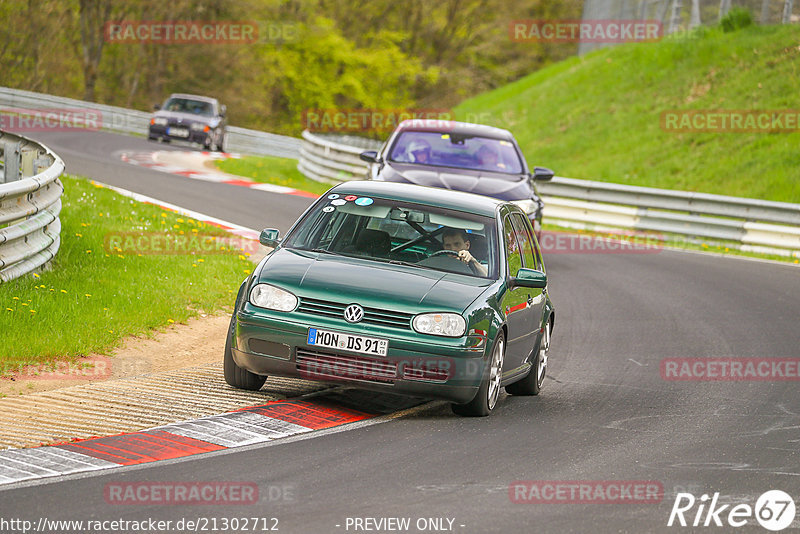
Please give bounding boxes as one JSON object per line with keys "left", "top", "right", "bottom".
{"left": 297, "top": 297, "right": 413, "bottom": 330}
{"left": 296, "top": 349, "right": 397, "bottom": 383}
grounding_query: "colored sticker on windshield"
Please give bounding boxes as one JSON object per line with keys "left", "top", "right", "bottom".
{"left": 322, "top": 206, "right": 335, "bottom": 213}
{"left": 331, "top": 199, "right": 346, "bottom": 206}
{"left": 354, "top": 197, "right": 373, "bottom": 206}
{"left": 344, "top": 195, "right": 358, "bottom": 201}
{"left": 328, "top": 194, "right": 340, "bottom": 199}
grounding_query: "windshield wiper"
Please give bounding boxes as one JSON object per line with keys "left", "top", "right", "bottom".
{"left": 386, "top": 259, "right": 423, "bottom": 269}
{"left": 309, "top": 248, "right": 342, "bottom": 256}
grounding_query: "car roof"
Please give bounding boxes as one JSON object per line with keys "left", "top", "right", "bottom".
{"left": 329, "top": 181, "right": 507, "bottom": 218}
{"left": 395, "top": 119, "right": 514, "bottom": 141}
{"left": 167, "top": 93, "right": 218, "bottom": 105}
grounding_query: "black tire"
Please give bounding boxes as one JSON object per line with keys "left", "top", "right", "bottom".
{"left": 452, "top": 331, "right": 506, "bottom": 417}
{"left": 506, "top": 319, "right": 550, "bottom": 396}
{"left": 223, "top": 314, "right": 266, "bottom": 390}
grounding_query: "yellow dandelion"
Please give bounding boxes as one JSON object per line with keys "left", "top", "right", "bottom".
{"left": 238, "top": 255, "right": 246, "bottom": 260}
{"left": 98, "top": 213, "right": 103, "bottom": 217}
{"left": 192, "top": 264, "right": 197, "bottom": 267}
{"left": 103, "top": 307, "right": 109, "bottom": 311}
{"left": 161, "top": 213, "right": 167, "bottom": 218}
{"left": 197, "top": 259, "right": 204, "bottom": 263}
{"left": 168, "top": 319, "right": 175, "bottom": 323}
{"left": 20, "top": 303, "right": 28, "bottom": 306}
{"left": 75, "top": 233, "right": 82, "bottom": 237}
{"left": 5, "top": 308, "right": 12, "bottom": 312}
{"left": 177, "top": 218, "right": 184, "bottom": 223}
{"left": 173, "top": 224, "right": 179, "bottom": 229}
{"left": 85, "top": 250, "right": 92, "bottom": 254}
{"left": 12, "top": 297, "right": 18, "bottom": 300}
{"left": 117, "top": 254, "right": 124, "bottom": 259}
{"left": 84, "top": 294, "right": 91, "bottom": 297}
{"left": 191, "top": 229, "right": 198, "bottom": 234}
{"left": 60, "top": 290, "right": 67, "bottom": 294}
{"left": 30, "top": 310, "right": 35, "bottom": 314}
{"left": 49, "top": 288, "right": 54, "bottom": 292}
{"left": 39, "top": 285, "right": 45, "bottom": 288}
{"left": 32, "top": 273, "right": 40, "bottom": 278}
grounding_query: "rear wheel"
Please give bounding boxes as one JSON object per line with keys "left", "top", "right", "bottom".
{"left": 506, "top": 319, "right": 550, "bottom": 396}
{"left": 452, "top": 331, "right": 505, "bottom": 417}
{"left": 223, "top": 314, "right": 267, "bottom": 390}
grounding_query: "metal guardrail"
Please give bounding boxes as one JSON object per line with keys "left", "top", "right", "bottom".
{"left": 0, "top": 87, "right": 301, "bottom": 159}
{"left": 298, "top": 130, "right": 381, "bottom": 183}
{"left": 297, "top": 129, "right": 800, "bottom": 258}
{"left": 0, "top": 130, "right": 65, "bottom": 283}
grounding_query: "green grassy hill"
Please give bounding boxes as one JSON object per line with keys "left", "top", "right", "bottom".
{"left": 454, "top": 24, "right": 800, "bottom": 203}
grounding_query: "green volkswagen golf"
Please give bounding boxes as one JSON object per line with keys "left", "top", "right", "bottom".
{"left": 225, "top": 181, "right": 554, "bottom": 416}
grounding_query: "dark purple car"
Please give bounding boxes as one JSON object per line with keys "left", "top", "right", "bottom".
{"left": 360, "top": 120, "right": 553, "bottom": 238}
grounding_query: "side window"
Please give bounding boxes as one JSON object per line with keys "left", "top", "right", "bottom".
{"left": 502, "top": 215, "right": 523, "bottom": 277}
{"left": 510, "top": 213, "right": 537, "bottom": 270}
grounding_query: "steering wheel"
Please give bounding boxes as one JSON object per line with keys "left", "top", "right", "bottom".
{"left": 429, "top": 249, "right": 460, "bottom": 259}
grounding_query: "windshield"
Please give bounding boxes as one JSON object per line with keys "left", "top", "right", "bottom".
{"left": 283, "top": 195, "right": 498, "bottom": 279}
{"left": 162, "top": 97, "right": 215, "bottom": 117}
{"left": 388, "top": 131, "right": 524, "bottom": 174}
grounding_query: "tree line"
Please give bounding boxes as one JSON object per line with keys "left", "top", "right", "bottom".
{"left": 1, "top": 0, "right": 581, "bottom": 135}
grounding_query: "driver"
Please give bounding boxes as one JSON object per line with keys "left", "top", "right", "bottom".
{"left": 406, "top": 140, "right": 432, "bottom": 164}
{"left": 442, "top": 228, "right": 488, "bottom": 276}
{"left": 475, "top": 145, "right": 502, "bottom": 170}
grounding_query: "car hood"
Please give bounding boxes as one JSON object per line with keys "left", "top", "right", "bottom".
{"left": 256, "top": 248, "right": 491, "bottom": 313}
{"left": 380, "top": 163, "right": 533, "bottom": 201}
{"left": 152, "top": 110, "right": 217, "bottom": 125}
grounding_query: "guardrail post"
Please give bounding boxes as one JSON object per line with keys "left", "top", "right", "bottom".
{"left": 3, "top": 142, "right": 20, "bottom": 183}
{"left": 21, "top": 148, "right": 38, "bottom": 178}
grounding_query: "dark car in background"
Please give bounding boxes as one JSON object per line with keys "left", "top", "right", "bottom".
{"left": 360, "top": 120, "right": 553, "bottom": 238}
{"left": 148, "top": 93, "right": 227, "bottom": 152}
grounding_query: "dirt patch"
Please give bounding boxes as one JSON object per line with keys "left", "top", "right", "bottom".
{"left": 0, "top": 313, "right": 232, "bottom": 398}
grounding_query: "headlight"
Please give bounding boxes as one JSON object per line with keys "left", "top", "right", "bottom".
{"left": 191, "top": 123, "right": 210, "bottom": 132}
{"left": 512, "top": 198, "right": 538, "bottom": 215}
{"left": 152, "top": 117, "right": 168, "bottom": 126}
{"left": 412, "top": 313, "right": 466, "bottom": 337}
{"left": 249, "top": 284, "right": 297, "bottom": 311}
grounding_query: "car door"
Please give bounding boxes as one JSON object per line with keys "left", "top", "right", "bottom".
{"left": 510, "top": 212, "right": 546, "bottom": 364}
{"left": 500, "top": 213, "right": 535, "bottom": 372}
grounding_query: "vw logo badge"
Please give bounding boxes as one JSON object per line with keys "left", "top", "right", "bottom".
{"left": 344, "top": 304, "right": 364, "bottom": 323}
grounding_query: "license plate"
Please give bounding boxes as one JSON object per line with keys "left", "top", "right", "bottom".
{"left": 167, "top": 127, "right": 189, "bottom": 138}
{"left": 307, "top": 328, "right": 388, "bottom": 357}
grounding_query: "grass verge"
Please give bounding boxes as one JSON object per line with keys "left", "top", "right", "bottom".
{"left": 215, "top": 155, "right": 330, "bottom": 196}
{"left": 0, "top": 174, "right": 255, "bottom": 372}
{"left": 455, "top": 24, "right": 800, "bottom": 203}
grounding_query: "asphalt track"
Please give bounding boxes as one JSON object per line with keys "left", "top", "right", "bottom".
{"left": 1, "top": 130, "right": 798, "bottom": 533}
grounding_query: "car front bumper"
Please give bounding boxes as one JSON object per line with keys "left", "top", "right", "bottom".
{"left": 232, "top": 310, "right": 489, "bottom": 404}
{"left": 149, "top": 125, "right": 212, "bottom": 146}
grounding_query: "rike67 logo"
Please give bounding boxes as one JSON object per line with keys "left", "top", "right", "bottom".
{"left": 668, "top": 490, "right": 796, "bottom": 531}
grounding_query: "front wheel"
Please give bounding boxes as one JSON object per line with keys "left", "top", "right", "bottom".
{"left": 223, "top": 314, "right": 267, "bottom": 390}
{"left": 452, "top": 331, "right": 505, "bottom": 417}
{"left": 506, "top": 319, "right": 550, "bottom": 396}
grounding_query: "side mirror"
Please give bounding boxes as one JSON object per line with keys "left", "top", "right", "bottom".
{"left": 532, "top": 167, "right": 554, "bottom": 181}
{"left": 259, "top": 228, "right": 281, "bottom": 248}
{"left": 359, "top": 150, "right": 380, "bottom": 163}
{"left": 153, "top": 104, "right": 160, "bottom": 111}
{"left": 220, "top": 104, "right": 227, "bottom": 117}
{"left": 510, "top": 268, "right": 547, "bottom": 289}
